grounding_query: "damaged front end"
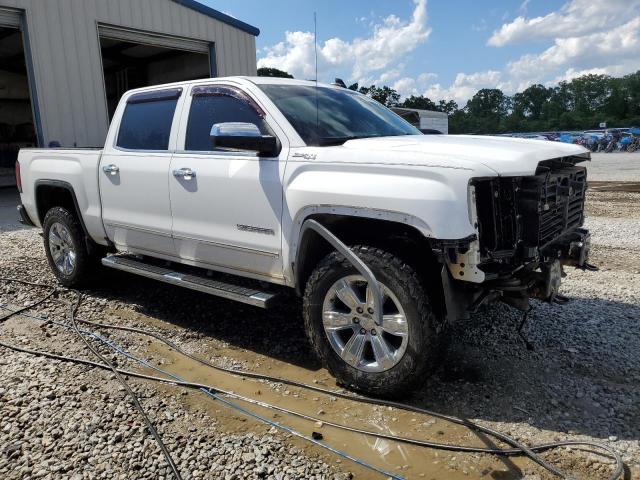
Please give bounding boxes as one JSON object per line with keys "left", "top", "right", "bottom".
{"left": 439, "top": 155, "right": 596, "bottom": 319}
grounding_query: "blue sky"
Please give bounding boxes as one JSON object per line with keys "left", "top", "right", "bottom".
{"left": 200, "top": 0, "right": 640, "bottom": 105}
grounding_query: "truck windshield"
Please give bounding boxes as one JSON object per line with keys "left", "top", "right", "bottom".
{"left": 258, "top": 84, "right": 421, "bottom": 146}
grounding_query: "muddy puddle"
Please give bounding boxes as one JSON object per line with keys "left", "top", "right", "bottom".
{"left": 139, "top": 337, "right": 537, "bottom": 479}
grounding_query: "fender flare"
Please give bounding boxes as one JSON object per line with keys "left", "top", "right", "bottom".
{"left": 289, "top": 205, "right": 434, "bottom": 291}
{"left": 34, "top": 179, "right": 102, "bottom": 252}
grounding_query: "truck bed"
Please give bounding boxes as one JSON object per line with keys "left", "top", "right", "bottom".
{"left": 17, "top": 148, "right": 106, "bottom": 241}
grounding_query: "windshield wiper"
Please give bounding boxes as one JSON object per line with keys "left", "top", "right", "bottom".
{"left": 316, "top": 136, "right": 361, "bottom": 146}
{"left": 316, "top": 133, "right": 416, "bottom": 146}
{"left": 316, "top": 135, "right": 387, "bottom": 146}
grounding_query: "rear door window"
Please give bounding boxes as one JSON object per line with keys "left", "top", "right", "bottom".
{"left": 116, "top": 89, "right": 181, "bottom": 150}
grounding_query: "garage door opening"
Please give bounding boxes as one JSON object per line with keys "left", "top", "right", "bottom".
{"left": 0, "top": 26, "right": 36, "bottom": 187}
{"left": 99, "top": 36, "right": 211, "bottom": 119}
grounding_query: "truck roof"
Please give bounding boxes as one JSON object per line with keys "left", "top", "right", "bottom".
{"left": 122, "top": 76, "right": 344, "bottom": 96}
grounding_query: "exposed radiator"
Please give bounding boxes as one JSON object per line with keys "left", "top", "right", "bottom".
{"left": 474, "top": 164, "right": 587, "bottom": 261}
{"left": 519, "top": 166, "right": 586, "bottom": 248}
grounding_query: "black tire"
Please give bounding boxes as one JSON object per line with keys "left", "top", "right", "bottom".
{"left": 43, "top": 207, "right": 95, "bottom": 288}
{"left": 303, "top": 245, "right": 444, "bottom": 398}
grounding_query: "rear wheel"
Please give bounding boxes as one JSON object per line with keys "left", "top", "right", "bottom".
{"left": 43, "top": 207, "right": 95, "bottom": 288}
{"left": 303, "top": 246, "right": 443, "bottom": 397}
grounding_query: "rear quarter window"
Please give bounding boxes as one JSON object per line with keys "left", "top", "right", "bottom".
{"left": 116, "top": 95, "right": 179, "bottom": 150}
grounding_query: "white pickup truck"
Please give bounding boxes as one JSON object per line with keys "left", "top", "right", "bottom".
{"left": 16, "top": 77, "right": 593, "bottom": 396}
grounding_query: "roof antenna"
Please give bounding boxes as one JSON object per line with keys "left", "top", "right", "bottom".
{"left": 314, "top": 11, "right": 319, "bottom": 144}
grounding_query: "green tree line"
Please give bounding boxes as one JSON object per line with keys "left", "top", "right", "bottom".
{"left": 257, "top": 67, "right": 640, "bottom": 134}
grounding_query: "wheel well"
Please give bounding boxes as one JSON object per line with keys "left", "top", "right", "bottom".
{"left": 295, "top": 214, "right": 446, "bottom": 318}
{"left": 34, "top": 183, "right": 106, "bottom": 255}
{"left": 35, "top": 184, "right": 78, "bottom": 226}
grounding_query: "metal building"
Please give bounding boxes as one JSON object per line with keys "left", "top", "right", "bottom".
{"left": 0, "top": 0, "right": 258, "bottom": 177}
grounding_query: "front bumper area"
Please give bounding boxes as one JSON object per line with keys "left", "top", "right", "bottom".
{"left": 438, "top": 227, "right": 594, "bottom": 322}
{"left": 497, "top": 227, "right": 592, "bottom": 309}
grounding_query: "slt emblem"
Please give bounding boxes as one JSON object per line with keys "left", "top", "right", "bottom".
{"left": 292, "top": 152, "right": 317, "bottom": 160}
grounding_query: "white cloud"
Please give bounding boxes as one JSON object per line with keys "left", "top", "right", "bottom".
{"left": 421, "top": 0, "right": 640, "bottom": 104}
{"left": 372, "top": 67, "right": 404, "bottom": 85}
{"left": 507, "top": 17, "right": 640, "bottom": 83}
{"left": 389, "top": 70, "right": 506, "bottom": 104}
{"left": 258, "top": 31, "right": 318, "bottom": 80}
{"left": 259, "top": 0, "right": 640, "bottom": 106}
{"left": 488, "top": 0, "right": 640, "bottom": 47}
{"left": 391, "top": 72, "right": 437, "bottom": 98}
{"left": 425, "top": 71, "right": 504, "bottom": 104}
{"left": 258, "top": 0, "right": 430, "bottom": 83}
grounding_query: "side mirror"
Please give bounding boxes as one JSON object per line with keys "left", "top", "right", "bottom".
{"left": 210, "top": 122, "right": 279, "bottom": 156}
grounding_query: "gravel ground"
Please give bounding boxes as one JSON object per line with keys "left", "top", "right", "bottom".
{"left": 0, "top": 234, "right": 350, "bottom": 478}
{"left": 1, "top": 352, "right": 338, "bottom": 480}
{"left": 0, "top": 183, "right": 638, "bottom": 479}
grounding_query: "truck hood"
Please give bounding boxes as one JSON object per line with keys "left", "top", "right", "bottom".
{"left": 335, "top": 134, "right": 590, "bottom": 176}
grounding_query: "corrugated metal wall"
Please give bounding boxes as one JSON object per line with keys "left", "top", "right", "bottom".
{"left": 0, "top": 0, "right": 257, "bottom": 147}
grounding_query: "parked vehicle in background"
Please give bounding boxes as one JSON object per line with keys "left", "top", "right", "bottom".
{"left": 597, "top": 134, "right": 610, "bottom": 152}
{"left": 628, "top": 128, "right": 640, "bottom": 152}
{"left": 499, "top": 128, "right": 640, "bottom": 153}
{"left": 605, "top": 136, "right": 616, "bottom": 153}
{"left": 581, "top": 134, "right": 601, "bottom": 152}
{"left": 557, "top": 133, "right": 579, "bottom": 144}
{"left": 619, "top": 133, "right": 633, "bottom": 151}
{"left": 542, "top": 133, "right": 560, "bottom": 141}
{"left": 17, "top": 77, "right": 594, "bottom": 397}
{"left": 514, "top": 134, "right": 548, "bottom": 141}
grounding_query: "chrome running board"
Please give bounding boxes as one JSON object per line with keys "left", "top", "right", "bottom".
{"left": 101, "top": 255, "right": 278, "bottom": 309}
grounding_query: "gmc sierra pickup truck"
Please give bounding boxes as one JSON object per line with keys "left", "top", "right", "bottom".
{"left": 16, "top": 77, "right": 593, "bottom": 397}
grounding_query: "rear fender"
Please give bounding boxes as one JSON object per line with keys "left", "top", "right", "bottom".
{"left": 34, "top": 180, "right": 105, "bottom": 254}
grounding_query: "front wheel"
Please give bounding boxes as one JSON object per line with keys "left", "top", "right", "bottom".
{"left": 303, "top": 246, "right": 444, "bottom": 398}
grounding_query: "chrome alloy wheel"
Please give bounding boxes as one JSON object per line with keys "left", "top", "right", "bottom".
{"left": 322, "top": 275, "right": 409, "bottom": 373}
{"left": 48, "top": 222, "right": 77, "bottom": 276}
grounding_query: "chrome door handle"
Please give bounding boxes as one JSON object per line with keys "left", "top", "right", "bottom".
{"left": 173, "top": 168, "right": 196, "bottom": 180}
{"left": 102, "top": 164, "right": 119, "bottom": 175}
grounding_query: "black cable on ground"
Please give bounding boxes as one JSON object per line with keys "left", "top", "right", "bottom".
{"left": 0, "top": 277, "right": 183, "bottom": 480}
{"left": 0, "top": 335, "right": 624, "bottom": 480}
{"left": 65, "top": 290, "right": 183, "bottom": 480}
{"left": 73, "top": 314, "right": 573, "bottom": 477}
{"left": 0, "top": 280, "right": 55, "bottom": 324}
{"left": 0, "top": 276, "right": 625, "bottom": 480}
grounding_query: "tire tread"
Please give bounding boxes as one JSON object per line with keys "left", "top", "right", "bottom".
{"left": 303, "top": 245, "right": 443, "bottom": 398}
{"left": 43, "top": 207, "right": 94, "bottom": 288}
